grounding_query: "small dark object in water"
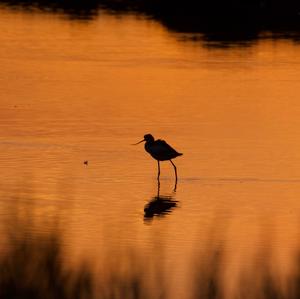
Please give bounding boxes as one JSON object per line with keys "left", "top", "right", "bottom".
{"left": 84, "top": 160, "right": 88, "bottom": 165}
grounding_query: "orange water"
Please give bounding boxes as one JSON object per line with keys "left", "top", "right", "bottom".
{"left": 1, "top": 7, "right": 300, "bottom": 298}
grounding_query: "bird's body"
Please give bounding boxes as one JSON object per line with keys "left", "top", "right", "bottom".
{"left": 133, "top": 134, "right": 182, "bottom": 186}
{"left": 144, "top": 138, "right": 182, "bottom": 161}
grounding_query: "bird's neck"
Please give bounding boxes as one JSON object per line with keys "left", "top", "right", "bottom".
{"left": 144, "top": 140, "right": 154, "bottom": 153}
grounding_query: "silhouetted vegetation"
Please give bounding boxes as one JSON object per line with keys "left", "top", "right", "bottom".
{"left": 0, "top": 228, "right": 167, "bottom": 299}
{"left": 0, "top": 233, "right": 93, "bottom": 299}
{"left": 3, "top": 225, "right": 300, "bottom": 299}
{"left": 0, "top": 194, "right": 163, "bottom": 299}
{"left": 2, "top": 196, "right": 300, "bottom": 299}
{"left": 0, "top": 224, "right": 167, "bottom": 299}
{"left": 1, "top": 0, "right": 300, "bottom": 41}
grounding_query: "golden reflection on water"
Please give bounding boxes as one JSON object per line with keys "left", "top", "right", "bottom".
{"left": 1, "top": 6, "right": 300, "bottom": 298}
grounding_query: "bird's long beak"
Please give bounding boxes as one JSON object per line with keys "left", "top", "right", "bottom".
{"left": 131, "top": 139, "right": 145, "bottom": 145}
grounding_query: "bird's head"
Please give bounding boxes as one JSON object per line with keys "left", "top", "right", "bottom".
{"left": 144, "top": 134, "right": 154, "bottom": 142}
{"left": 132, "top": 134, "right": 154, "bottom": 145}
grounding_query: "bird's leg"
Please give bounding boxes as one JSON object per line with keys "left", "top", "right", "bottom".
{"left": 170, "top": 160, "right": 178, "bottom": 187}
{"left": 157, "top": 160, "right": 161, "bottom": 182}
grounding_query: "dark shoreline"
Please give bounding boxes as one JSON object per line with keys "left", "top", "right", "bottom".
{"left": 1, "top": 0, "right": 300, "bottom": 42}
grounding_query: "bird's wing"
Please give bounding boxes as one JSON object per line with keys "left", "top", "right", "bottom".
{"left": 155, "top": 139, "right": 179, "bottom": 155}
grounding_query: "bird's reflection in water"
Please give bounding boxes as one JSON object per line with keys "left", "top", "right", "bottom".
{"left": 144, "top": 183, "right": 178, "bottom": 221}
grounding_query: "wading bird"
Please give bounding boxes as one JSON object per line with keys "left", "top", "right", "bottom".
{"left": 133, "top": 134, "right": 183, "bottom": 183}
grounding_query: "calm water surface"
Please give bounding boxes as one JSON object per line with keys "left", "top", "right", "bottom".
{"left": 1, "top": 6, "right": 300, "bottom": 298}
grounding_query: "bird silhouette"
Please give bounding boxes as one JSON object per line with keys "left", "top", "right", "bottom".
{"left": 133, "top": 134, "right": 183, "bottom": 184}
